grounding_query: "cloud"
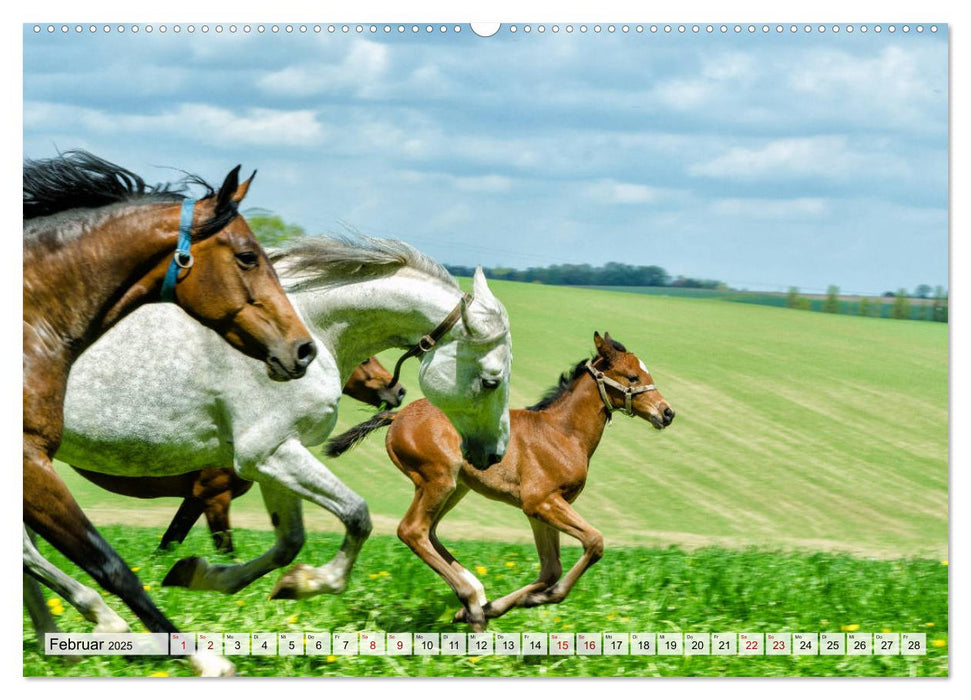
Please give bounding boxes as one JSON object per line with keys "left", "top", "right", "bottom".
{"left": 711, "top": 197, "right": 828, "bottom": 220}
{"left": 688, "top": 136, "right": 910, "bottom": 182}
{"left": 583, "top": 179, "right": 674, "bottom": 205}
{"left": 24, "top": 101, "right": 324, "bottom": 147}
{"left": 257, "top": 40, "right": 390, "bottom": 97}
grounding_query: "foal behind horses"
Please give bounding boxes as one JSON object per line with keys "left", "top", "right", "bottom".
{"left": 324, "top": 332, "right": 674, "bottom": 631}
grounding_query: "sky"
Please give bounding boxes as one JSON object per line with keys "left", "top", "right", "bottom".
{"left": 22, "top": 24, "right": 948, "bottom": 296}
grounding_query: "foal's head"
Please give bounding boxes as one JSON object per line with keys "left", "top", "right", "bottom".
{"left": 591, "top": 332, "right": 675, "bottom": 429}
{"left": 344, "top": 356, "right": 407, "bottom": 408}
{"left": 172, "top": 167, "right": 316, "bottom": 381}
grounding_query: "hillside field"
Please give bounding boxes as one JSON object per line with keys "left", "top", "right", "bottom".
{"left": 30, "top": 280, "right": 949, "bottom": 677}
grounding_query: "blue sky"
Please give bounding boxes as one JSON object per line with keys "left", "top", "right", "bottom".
{"left": 23, "top": 25, "right": 948, "bottom": 295}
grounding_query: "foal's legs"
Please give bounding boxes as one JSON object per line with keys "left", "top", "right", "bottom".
{"left": 396, "top": 476, "right": 493, "bottom": 631}
{"left": 521, "top": 495, "right": 604, "bottom": 607}
{"left": 453, "top": 517, "right": 562, "bottom": 622}
{"left": 203, "top": 489, "right": 235, "bottom": 554}
{"left": 23, "top": 525, "right": 129, "bottom": 634}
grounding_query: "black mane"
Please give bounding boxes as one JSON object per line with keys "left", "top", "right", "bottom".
{"left": 23, "top": 151, "right": 234, "bottom": 236}
{"left": 526, "top": 337, "right": 627, "bottom": 412}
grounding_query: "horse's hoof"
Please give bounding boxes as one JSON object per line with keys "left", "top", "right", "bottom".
{"left": 452, "top": 608, "right": 468, "bottom": 623}
{"left": 190, "top": 651, "right": 236, "bottom": 677}
{"left": 162, "top": 557, "right": 204, "bottom": 588}
{"left": 269, "top": 564, "right": 312, "bottom": 600}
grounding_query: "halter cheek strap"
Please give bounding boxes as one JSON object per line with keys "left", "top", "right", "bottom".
{"left": 585, "top": 360, "right": 656, "bottom": 418}
{"left": 160, "top": 198, "right": 196, "bottom": 303}
{"left": 389, "top": 292, "right": 474, "bottom": 388}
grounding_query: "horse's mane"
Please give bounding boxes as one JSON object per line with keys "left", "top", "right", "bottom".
{"left": 270, "top": 235, "right": 460, "bottom": 292}
{"left": 23, "top": 150, "right": 220, "bottom": 223}
{"left": 527, "top": 337, "right": 627, "bottom": 412}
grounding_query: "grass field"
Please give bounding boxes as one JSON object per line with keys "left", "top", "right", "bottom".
{"left": 24, "top": 526, "right": 948, "bottom": 677}
{"left": 26, "top": 280, "right": 948, "bottom": 677}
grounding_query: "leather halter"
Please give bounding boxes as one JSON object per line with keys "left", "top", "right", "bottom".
{"left": 160, "top": 198, "right": 196, "bottom": 302}
{"left": 585, "top": 359, "right": 656, "bottom": 418}
{"left": 388, "top": 292, "right": 474, "bottom": 387}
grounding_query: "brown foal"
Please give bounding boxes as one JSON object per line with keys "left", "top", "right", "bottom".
{"left": 71, "top": 356, "right": 406, "bottom": 554}
{"left": 326, "top": 332, "right": 675, "bottom": 631}
{"left": 23, "top": 151, "right": 314, "bottom": 659}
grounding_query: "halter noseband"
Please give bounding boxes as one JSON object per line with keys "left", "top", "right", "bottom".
{"left": 585, "top": 359, "right": 656, "bottom": 418}
{"left": 388, "top": 292, "right": 475, "bottom": 388}
{"left": 160, "top": 198, "right": 196, "bottom": 303}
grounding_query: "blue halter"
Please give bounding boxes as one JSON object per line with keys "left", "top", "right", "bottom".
{"left": 160, "top": 198, "right": 196, "bottom": 302}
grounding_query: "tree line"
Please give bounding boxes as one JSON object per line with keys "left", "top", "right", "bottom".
{"left": 245, "top": 210, "right": 946, "bottom": 324}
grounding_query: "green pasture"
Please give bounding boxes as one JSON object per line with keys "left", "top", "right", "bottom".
{"left": 29, "top": 281, "right": 948, "bottom": 677}
{"left": 54, "top": 279, "right": 948, "bottom": 557}
{"left": 24, "top": 527, "right": 948, "bottom": 677}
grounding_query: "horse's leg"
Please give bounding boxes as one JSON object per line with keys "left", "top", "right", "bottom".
{"left": 214, "top": 440, "right": 370, "bottom": 600}
{"left": 162, "top": 480, "right": 304, "bottom": 594}
{"left": 203, "top": 489, "right": 235, "bottom": 554}
{"left": 394, "top": 478, "right": 491, "bottom": 631}
{"left": 521, "top": 495, "right": 604, "bottom": 608}
{"left": 455, "top": 517, "right": 563, "bottom": 622}
{"left": 24, "top": 575, "right": 58, "bottom": 649}
{"left": 23, "top": 448, "right": 233, "bottom": 676}
{"left": 23, "top": 525, "right": 130, "bottom": 633}
{"left": 158, "top": 498, "right": 206, "bottom": 551}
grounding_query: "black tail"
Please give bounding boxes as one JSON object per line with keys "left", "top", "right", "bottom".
{"left": 325, "top": 411, "right": 397, "bottom": 458}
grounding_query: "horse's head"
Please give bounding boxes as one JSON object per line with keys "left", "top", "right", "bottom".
{"left": 591, "top": 331, "right": 675, "bottom": 429}
{"left": 344, "top": 357, "right": 407, "bottom": 408}
{"left": 419, "top": 268, "right": 512, "bottom": 469}
{"left": 173, "top": 167, "right": 316, "bottom": 381}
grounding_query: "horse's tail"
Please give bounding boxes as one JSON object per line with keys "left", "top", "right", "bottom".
{"left": 325, "top": 411, "right": 397, "bottom": 458}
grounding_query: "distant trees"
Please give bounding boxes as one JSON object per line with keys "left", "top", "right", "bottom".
{"left": 891, "top": 288, "right": 911, "bottom": 320}
{"left": 444, "top": 262, "right": 678, "bottom": 288}
{"left": 822, "top": 285, "right": 840, "bottom": 314}
{"left": 245, "top": 208, "right": 306, "bottom": 248}
{"left": 914, "top": 284, "right": 932, "bottom": 299}
{"left": 931, "top": 286, "right": 948, "bottom": 322}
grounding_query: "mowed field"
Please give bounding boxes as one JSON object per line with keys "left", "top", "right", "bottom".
{"left": 27, "top": 280, "right": 948, "bottom": 676}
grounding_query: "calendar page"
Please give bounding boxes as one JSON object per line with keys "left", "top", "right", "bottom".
{"left": 21, "top": 11, "right": 948, "bottom": 680}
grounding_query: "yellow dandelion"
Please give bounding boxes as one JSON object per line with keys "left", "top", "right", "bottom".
{"left": 379, "top": 571, "right": 390, "bottom": 578}
{"left": 505, "top": 561, "right": 515, "bottom": 567}
{"left": 131, "top": 566, "right": 141, "bottom": 573}
{"left": 368, "top": 573, "right": 379, "bottom": 579}
{"left": 149, "top": 671, "right": 169, "bottom": 677}
{"left": 46, "top": 597, "right": 62, "bottom": 609}
{"left": 554, "top": 616, "right": 562, "bottom": 623}
{"left": 236, "top": 600, "right": 246, "bottom": 606}
{"left": 606, "top": 612, "right": 618, "bottom": 621}
{"left": 941, "top": 560, "right": 948, "bottom": 566}
{"left": 468, "top": 656, "right": 481, "bottom": 664}
{"left": 286, "top": 615, "right": 299, "bottom": 625}
{"left": 932, "top": 638, "right": 947, "bottom": 648}
{"left": 143, "top": 585, "right": 152, "bottom": 591}
{"left": 882, "top": 628, "right": 892, "bottom": 634}
{"left": 926, "top": 622, "right": 935, "bottom": 628}
{"left": 326, "top": 655, "right": 337, "bottom": 663}
{"left": 50, "top": 605, "right": 65, "bottom": 616}
{"left": 841, "top": 624, "right": 860, "bottom": 632}
{"left": 475, "top": 566, "right": 488, "bottom": 576}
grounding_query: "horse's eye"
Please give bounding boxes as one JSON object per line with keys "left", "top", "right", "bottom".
{"left": 628, "top": 375, "right": 639, "bottom": 383}
{"left": 235, "top": 251, "right": 259, "bottom": 269}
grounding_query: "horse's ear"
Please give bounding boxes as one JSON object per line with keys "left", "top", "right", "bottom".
{"left": 232, "top": 170, "right": 257, "bottom": 204}
{"left": 472, "top": 267, "right": 499, "bottom": 306}
{"left": 215, "top": 165, "right": 242, "bottom": 212}
{"left": 594, "top": 331, "right": 617, "bottom": 360}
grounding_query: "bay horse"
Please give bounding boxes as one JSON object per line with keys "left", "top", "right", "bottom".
{"left": 45, "top": 236, "right": 510, "bottom": 608}
{"left": 71, "top": 356, "right": 406, "bottom": 554}
{"left": 324, "top": 332, "right": 674, "bottom": 631}
{"left": 23, "top": 151, "right": 315, "bottom": 675}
